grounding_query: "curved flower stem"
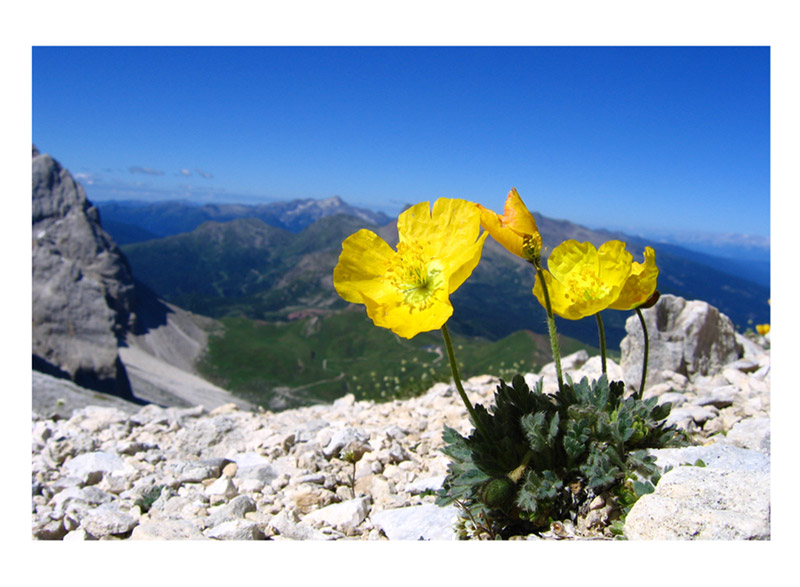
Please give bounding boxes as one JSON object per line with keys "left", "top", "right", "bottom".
{"left": 635, "top": 308, "right": 649, "bottom": 400}
{"left": 595, "top": 312, "right": 607, "bottom": 376}
{"left": 533, "top": 261, "right": 564, "bottom": 393}
{"left": 441, "top": 323, "right": 491, "bottom": 441}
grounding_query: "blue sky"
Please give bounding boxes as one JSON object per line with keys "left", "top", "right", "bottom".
{"left": 32, "top": 45, "right": 770, "bottom": 239}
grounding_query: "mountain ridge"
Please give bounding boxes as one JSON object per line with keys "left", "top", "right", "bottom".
{"left": 98, "top": 196, "right": 769, "bottom": 286}
{"left": 115, "top": 204, "right": 770, "bottom": 350}
{"left": 98, "top": 197, "right": 769, "bottom": 283}
{"left": 96, "top": 196, "right": 391, "bottom": 242}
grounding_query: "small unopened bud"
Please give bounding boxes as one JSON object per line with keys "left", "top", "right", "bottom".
{"left": 522, "top": 233, "right": 543, "bottom": 261}
{"left": 481, "top": 477, "right": 516, "bottom": 509}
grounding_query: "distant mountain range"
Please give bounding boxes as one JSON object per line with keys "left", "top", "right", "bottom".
{"left": 97, "top": 198, "right": 771, "bottom": 350}
{"left": 644, "top": 229, "right": 769, "bottom": 261}
{"left": 630, "top": 229, "right": 770, "bottom": 288}
{"left": 96, "top": 196, "right": 391, "bottom": 243}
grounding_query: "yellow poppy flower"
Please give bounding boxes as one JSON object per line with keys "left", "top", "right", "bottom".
{"left": 533, "top": 240, "right": 632, "bottom": 320}
{"left": 756, "top": 324, "right": 770, "bottom": 336}
{"left": 477, "top": 188, "right": 542, "bottom": 261}
{"left": 333, "top": 198, "right": 487, "bottom": 339}
{"left": 608, "top": 246, "right": 659, "bottom": 310}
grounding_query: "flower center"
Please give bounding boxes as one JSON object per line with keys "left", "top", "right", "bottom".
{"left": 522, "top": 233, "right": 542, "bottom": 260}
{"left": 563, "top": 266, "right": 610, "bottom": 303}
{"left": 387, "top": 241, "right": 445, "bottom": 311}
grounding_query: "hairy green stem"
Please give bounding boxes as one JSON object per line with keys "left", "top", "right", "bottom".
{"left": 595, "top": 312, "right": 607, "bottom": 376}
{"left": 635, "top": 308, "right": 649, "bottom": 400}
{"left": 533, "top": 262, "right": 564, "bottom": 393}
{"left": 441, "top": 323, "right": 491, "bottom": 441}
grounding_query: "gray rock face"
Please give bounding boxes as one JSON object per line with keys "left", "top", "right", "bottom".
{"left": 32, "top": 147, "right": 136, "bottom": 398}
{"left": 32, "top": 147, "right": 250, "bottom": 412}
{"left": 620, "top": 294, "right": 743, "bottom": 389}
{"left": 624, "top": 444, "right": 770, "bottom": 540}
{"left": 31, "top": 370, "right": 143, "bottom": 420}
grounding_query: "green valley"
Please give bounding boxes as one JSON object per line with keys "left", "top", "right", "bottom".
{"left": 196, "top": 306, "right": 596, "bottom": 411}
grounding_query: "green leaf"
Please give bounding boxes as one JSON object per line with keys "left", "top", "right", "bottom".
{"left": 631, "top": 480, "right": 655, "bottom": 496}
{"left": 547, "top": 411, "right": 561, "bottom": 443}
{"left": 521, "top": 411, "right": 547, "bottom": 452}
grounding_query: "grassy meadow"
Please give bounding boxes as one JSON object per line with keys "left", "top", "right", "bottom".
{"left": 197, "top": 306, "right": 597, "bottom": 411}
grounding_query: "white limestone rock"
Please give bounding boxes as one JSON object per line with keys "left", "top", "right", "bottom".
{"left": 64, "top": 451, "right": 135, "bottom": 484}
{"left": 205, "top": 519, "right": 265, "bottom": 540}
{"left": 620, "top": 294, "right": 743, "bottom": 386}
{"left": 131, "top": 520, "right": 207, "bottom": 540}
{"left": 302, "top": 496, "right": 371, "bottom": 534}
{"left": 624, "top": 443, "right": 770, "bottom": 540}
{"left": 81, "top": 503, "right": 139, "bottom": 538}
{"left": 623, "top": 466, "right": 769, "bottom": 540}
{"left": 370, "top": 504, "right": 460, "bottom": 540}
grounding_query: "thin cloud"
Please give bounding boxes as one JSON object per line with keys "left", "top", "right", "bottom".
{"left": 73, "top": 172, "right": 97, "bottom": 185}
{"left": 196, "top": 169, "right": 213, "bottom": 179}
{"left": 129, "top": 166, "right": 164, "bottom": 176}
{"left": 179, "top": 168, "right": 192, "bottom": 177}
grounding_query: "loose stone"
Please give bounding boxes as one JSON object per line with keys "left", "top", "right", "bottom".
{"left": 32, "top": 298, "right": 769, "bottom": 541}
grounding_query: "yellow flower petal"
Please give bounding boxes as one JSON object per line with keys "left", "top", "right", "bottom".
{"left": 608, "top": 246, "right": 659, "bottom": 310}
{"left": 333, "top": 229, "right": 396, "bottom": 304}
{"left": 477, "top": 188, "right": 542, "bottom": 261}
{"left": 503, "top": 188, "right": 540, "bottom": 237}
{"left": 333, "top": 198, "right": 486, "bottom": 338}
{"left": 533, "top": 240, "right": 632, "bottom": 320}
{"left": 597, "top": 240, "right": 633, "bottom": 288}
{"left": 363, "top": 280, "right": 453, "bottom": 339}
{"left": 756, "top": 324, "right": 770, "bottom": 336}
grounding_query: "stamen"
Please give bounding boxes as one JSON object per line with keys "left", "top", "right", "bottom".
{"left": 564, "top": 266, "right": 611, "bottom": 303}
{"left": 386, "top": 241, "right": 445, "bottom": 312}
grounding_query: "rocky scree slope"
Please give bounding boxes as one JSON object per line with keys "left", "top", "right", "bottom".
{"left": 32, "top": 295, "right": 770, "bottom": 540}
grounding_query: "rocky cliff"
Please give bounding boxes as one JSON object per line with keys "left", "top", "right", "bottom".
{"left": 32, "top": 146, "right": 137, "bottom": 398}
{"left": 32, "top": 147, "right": 252, "bottom": 411}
